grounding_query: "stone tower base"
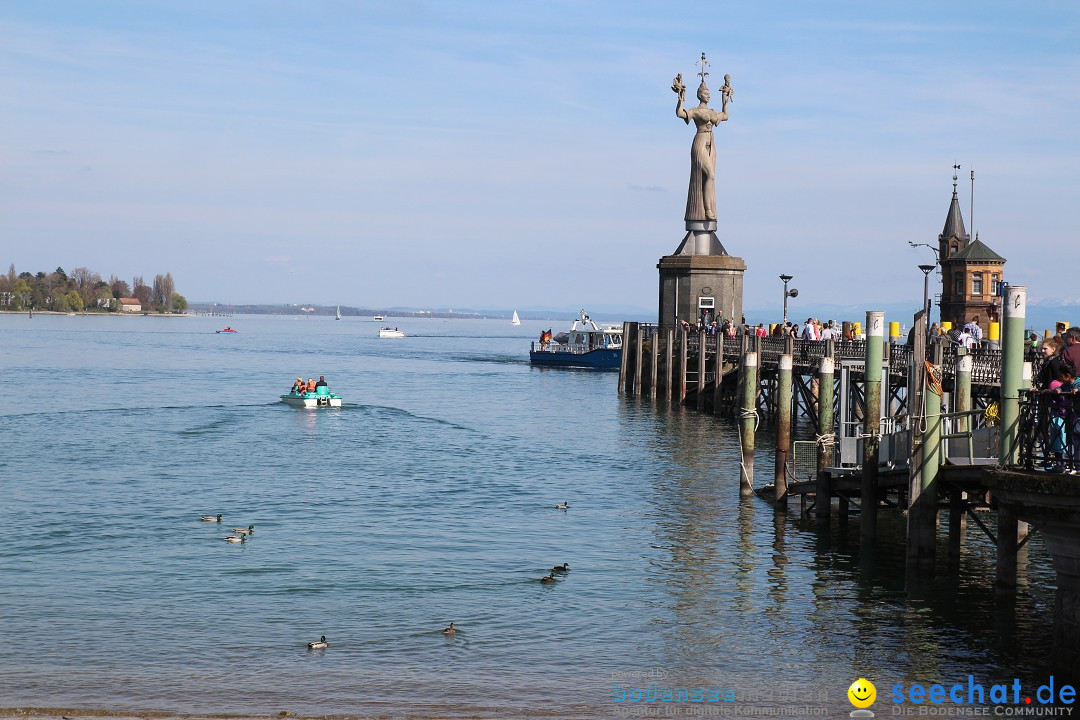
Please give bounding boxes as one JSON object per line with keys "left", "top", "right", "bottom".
{"left": 657, "top": 254, "right": 746, "bottom": 329}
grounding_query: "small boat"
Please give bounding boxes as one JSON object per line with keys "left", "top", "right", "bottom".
{"left": 379, "top": 327, "right": 405, "bottom": 338}
{"left": 280, "top": 387, "right": 343, "bottom": 408}
{"left": 372, "top": 315, "right": 385, "bottom": 322}
{"left": 336, "top": 306, "right": 341, "bottom": 320}
{"left": 529, "top": 309, "right": 622, "bottom": 370}
{"left": 511, "top": 310, "right": 521, "bottom": 326}
{"left": 216, "top": 327, "right": 238, "bottom": 334}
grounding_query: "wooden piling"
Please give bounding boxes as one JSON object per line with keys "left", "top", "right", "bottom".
{"left": 618, "top": 321, "right": 631, "bottom": 393}
{"left": 633, "top": 323, "right": 644, "bottom": 395}
{"left": 712, "top": 332, "right": 724, "bottom": 413}
{"left": 664, "top": 328, "right": 675, "bottom": 399}
{"left": 862, "top": 311, "right": 885, "bottom": 541}
{"left": 678, "top": 328, "right": 688, "bottom": 403}
{"left": 910, "top": 340, "right": 942, "bottom": 565}
{"left": 997, "top": 506, "right": 1019, "bottom": 589}
{"left": 696, "top": 333, "right": 707, "bottom": 410}
{"left": 775, "top": 353, "right": 793, "bottom": 508}
{"left": 649, "top": 328, "right": 659, "bottom": 399}
{"left": 739, "top": 351, "right": 759, "bottom": 497}
{"left": 816, "top": 356, "right": 835, "bottom": 519}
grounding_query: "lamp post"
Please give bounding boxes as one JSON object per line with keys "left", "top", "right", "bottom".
{"left": 779, "top": 274, "right": 797, "bottom": 325}
{"left": 918, "top": 264, "right": 935, "bottom": 317}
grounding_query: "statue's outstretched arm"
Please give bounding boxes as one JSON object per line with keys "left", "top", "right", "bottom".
{"left": 672, "top": 73, "right": 690, "bottom": 124}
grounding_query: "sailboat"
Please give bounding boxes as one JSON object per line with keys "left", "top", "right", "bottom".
{"left": 335, "top": 305, "right": 341, "bottom": 320}
{"left": 511, "top": 310, "right": 521, "bottom": 326}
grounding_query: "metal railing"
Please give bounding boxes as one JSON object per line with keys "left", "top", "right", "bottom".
{"left": 1017, "top": 388, "right": 1080, "bottom": 473}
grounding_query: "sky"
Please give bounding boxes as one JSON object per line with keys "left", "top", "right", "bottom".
{"left": 2, "top": 1, "right": 1078, "bottom": 314}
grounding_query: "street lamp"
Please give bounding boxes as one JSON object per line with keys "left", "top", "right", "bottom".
{"left": 918, "top": 264, "right": 935, "bottom": 317}
{"left": 908, "top": 241, "right": 940, "bottom": 262}
{"left": 779, "top": 274, "right": 798, "bottom": 325}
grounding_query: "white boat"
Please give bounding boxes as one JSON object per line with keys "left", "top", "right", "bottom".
{"left": 511, "top": 310, "right": 521, "bottom": 326}
{"left": 379, "top": 326, "right": 405, "bottom": 338}
{"left": 373, "top": 315, "right": 385, "bottom": 322}
{"left": 280, "top": 388, "right": 342, "bottom": 408}
{"left": 336, "top": 306, "right": 341, "bottom": 320}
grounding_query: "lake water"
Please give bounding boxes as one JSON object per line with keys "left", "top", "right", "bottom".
{"left": 0, "top": 314, "right": 1065, "bottom": 719}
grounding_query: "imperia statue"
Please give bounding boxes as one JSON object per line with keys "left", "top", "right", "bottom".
{"left": 672, "top": 53, "right": 732, "bottom": 224}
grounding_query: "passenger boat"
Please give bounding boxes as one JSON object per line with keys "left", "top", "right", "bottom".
{"left": 379, "top": 326, "right": 405, "bottom": 338}
{"left": 216, "top": 327, "right": 238, "bottom": 333}
{"left": 529, "top": 309, "right": 622, "bottom": 370}
{"left": 280, "top": 387, "right": 342, "bottom": 408}
{"left": 372, "top": 315, "right": 385, "bottom": 322}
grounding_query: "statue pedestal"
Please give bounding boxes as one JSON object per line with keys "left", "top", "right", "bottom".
{"left": 657, "top": 254, "right": 746, "bottom": 329}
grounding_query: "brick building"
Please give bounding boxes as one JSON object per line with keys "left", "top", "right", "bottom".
{"left": 935, "top": 174, "right": 1006, "bottom": 334}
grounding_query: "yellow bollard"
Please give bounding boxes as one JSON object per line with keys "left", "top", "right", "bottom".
{"left": 889, "top": 321, "right": 901, "bottom": 344}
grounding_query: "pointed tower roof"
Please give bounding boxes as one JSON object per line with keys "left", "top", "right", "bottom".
{"left": 940, "top": 178, "right": 968, "bottom": 242}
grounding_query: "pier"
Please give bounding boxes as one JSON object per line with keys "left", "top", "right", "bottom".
{"left": 618, "top": 288, "right": 1080, "bottom": 675}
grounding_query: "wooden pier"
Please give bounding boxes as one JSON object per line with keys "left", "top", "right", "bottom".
{"left": 618, "top": 290, "right": 1080, "bottom": 675}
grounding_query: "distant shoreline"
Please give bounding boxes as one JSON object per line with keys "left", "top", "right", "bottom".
{"left": 0, "top": 310, "right": 191, "bottom": 317}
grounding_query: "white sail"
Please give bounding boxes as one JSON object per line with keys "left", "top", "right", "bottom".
{"left": 336, "top": 305, "right": 341, "bottom": 320}
{"left": 511, "top": 310, "right": 521, "bottom": 325}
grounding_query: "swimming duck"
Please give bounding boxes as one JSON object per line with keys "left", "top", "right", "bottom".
{"left": 307, "top": 635, "right": 328, "bottom": 649}
{"left": 554, "top": 502, "right": 569, "bottom": 510}
{"left": 200, "top": 514, "right": 223, "bottom": 522}
{"left": 551, "top": 563, "right": 570, "bottom": 573}
{"left": 442, "top": 623, "right": 456, "bottom": 635}
{"left": 223, "top": 535, "right": 245, "bottom": 543}
{"left": 232, "top": 525, "right": 255, "bottom": 535}
{"left": 540, "top": 572, "right": 558, "bottom": 584}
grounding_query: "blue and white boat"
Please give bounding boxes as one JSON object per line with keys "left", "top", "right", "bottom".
{"left": 529, "top": 309, "right": 622, "bottom": 370}
{"left": 280, "top": 387, "right": 342, "bottom": 408}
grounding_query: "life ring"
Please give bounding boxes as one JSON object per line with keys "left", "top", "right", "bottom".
{"left": 925, "top": 360, "right": 943, "bottom": 396}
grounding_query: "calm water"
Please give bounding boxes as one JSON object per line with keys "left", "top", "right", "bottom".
{"left": 0, "top": 314, "right": 1064, "bottom": 718}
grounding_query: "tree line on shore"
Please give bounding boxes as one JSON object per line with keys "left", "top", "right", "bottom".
{"left": 0, "top": 264, "right": 187, "bottom": 313}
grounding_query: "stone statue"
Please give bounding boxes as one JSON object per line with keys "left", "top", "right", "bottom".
{"left": 672, "top": 53, "right": 732, "bottom": 224}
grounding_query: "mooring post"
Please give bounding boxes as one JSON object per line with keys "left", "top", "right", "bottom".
{"left": 775, "top": 353, "right": 793, "bottom": 509}
{"left": 618, "top": 321, "right": 631, "bottom": 393}
{"left": 696, "top": 332, "right": 707, "bottom": 410}
{"left": 712, "top": 332, "right": 724, "bottom": 414}
{"left": 678, "top": 327, "right": 688, "bottom": 403}
{"left": 911, "top": 339, "right": 942, "bottom": 565}
{"left": 633, "top": 323, "right": 644, "bottom": 395}
{"left": 862, "top": 311, "right": 884, "bottom": 541}
{"left": 664, "top": 328, "right": 675, "bottom": 399}
{"left": 996, "top": 285, "right": 1027, "bottom": 589}
{"left": 1000, "top": 285, "right": 1027, "bottom": 465}
{"left": 739, "top": 351, "right": 759, "bottom": 497}
{"left": 816, "top": 356, "right": 835, "bottom": 519}
{"left": 650, "top": 327, "right": 659, "bottom": 399}
{"left": 955, "top": 352, "right": 972, "bottom": 434}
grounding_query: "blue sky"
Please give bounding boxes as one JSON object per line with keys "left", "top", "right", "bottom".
{"left": 2, "top": 1, "right": 1078, "bottom": 313}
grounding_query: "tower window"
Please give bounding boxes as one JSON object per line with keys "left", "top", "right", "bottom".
{"left": 951, "top": 242, "right": 958, "bottom": 256}
{"left": 954, "top": 272, "right": 963, "bottom": 295}
{"left": 972, "top": 272, "right": 984, "bottom": 296}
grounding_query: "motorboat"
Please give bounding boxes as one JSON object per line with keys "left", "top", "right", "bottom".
{"left": 529, "top": 309, "right": 622, "bottom": 370}
{"left": 373, "top": 315, "right": 385, "bottom": 321}
{"left": 216, "top": 327, "right": 238, "bottom": 333}
{"left": 379, "top": 326, "right": 405, "bottom": 338}
{"left": 280, "top": 386, "right": 342, "bottom": 408}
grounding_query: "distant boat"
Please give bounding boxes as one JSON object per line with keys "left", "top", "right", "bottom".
{"left": 379, "top": 326, "right": 405, "bottom": 338}
{"left": 336, "top": 306, "right": 341, "bottom": 320}
{"left": 373, "top": 315, "right": 385, "bottom": 322}
{"left": 511, "top": 310, "right": 521, "bottom": 326}
{"left": 216, "top": 327, "right": 238, "bottom": 334}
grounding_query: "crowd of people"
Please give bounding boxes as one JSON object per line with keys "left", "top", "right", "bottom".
{"left": 289, "top": 375, "right": 329, "bottom": 395}
{"left": 1032, "top": 325, "right": 1080, "bottom": 473}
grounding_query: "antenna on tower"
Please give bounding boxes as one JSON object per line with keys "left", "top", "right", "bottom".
{"left": 970, "top": 167, "right": 975, "bottom": 242}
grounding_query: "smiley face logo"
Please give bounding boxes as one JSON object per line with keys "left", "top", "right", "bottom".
{"left": 848, "top": 678, "right": 876, "bottom": 708}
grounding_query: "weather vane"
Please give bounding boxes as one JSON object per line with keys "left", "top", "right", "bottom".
{"left": 952, "top": 163, "right": 961, "bottom": 193}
